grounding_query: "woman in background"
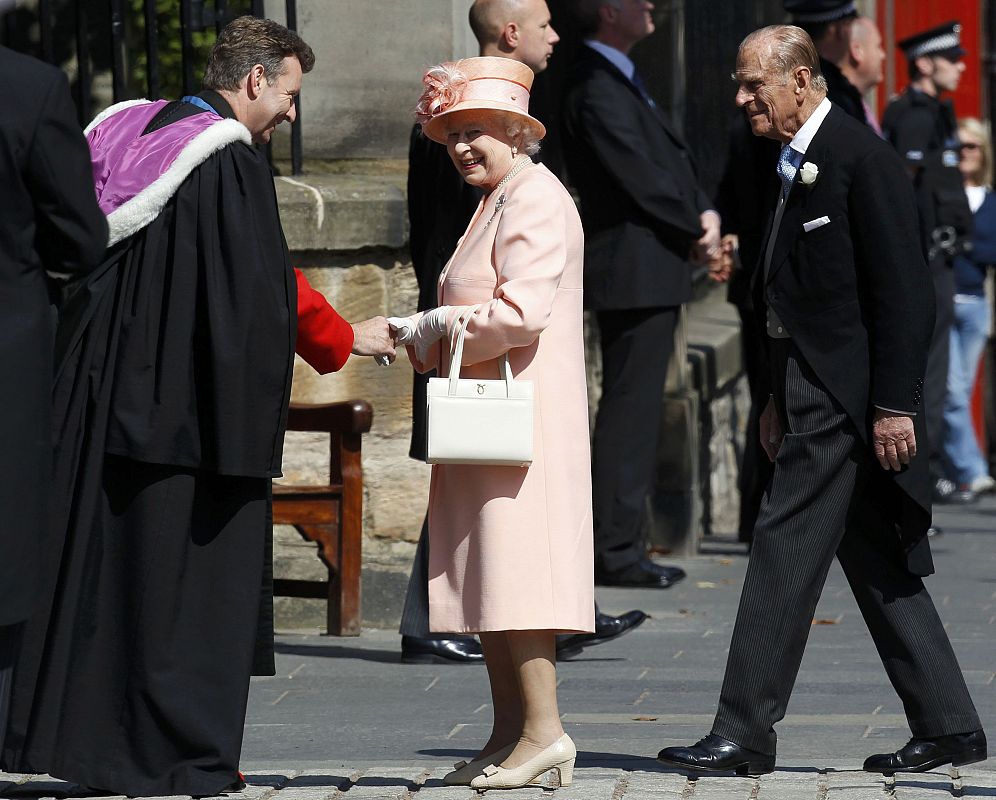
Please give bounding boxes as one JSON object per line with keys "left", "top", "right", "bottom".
{"left": 943, "top": 117, "right": 996, "bottom": 495}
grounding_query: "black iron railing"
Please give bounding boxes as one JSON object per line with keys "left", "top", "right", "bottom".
{"left": 1, "top": 0, "right": 303, "bottom": 174}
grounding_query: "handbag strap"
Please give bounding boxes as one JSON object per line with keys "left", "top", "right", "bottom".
{"left": 447, "top": 307, "right": 515, "bottom": 395}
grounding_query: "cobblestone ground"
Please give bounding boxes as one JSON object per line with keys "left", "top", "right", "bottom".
{"left": 2, "top": 496, "right": 994, "bottom": 799}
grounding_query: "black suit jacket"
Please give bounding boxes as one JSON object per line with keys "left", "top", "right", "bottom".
{"left": 562, "top": 47, "right": 712, "bottom": 310}
{"left": 753, "top": 105, "right": 935, "bottom": 570}
{"left": 0, "top": 47, "right": 107, "bottom": 625}
{"left": 716, "top": 60, "right": 872, "bottom": 310}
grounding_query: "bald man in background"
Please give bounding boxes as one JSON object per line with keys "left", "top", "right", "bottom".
{"left": 400, "top": 0, "right": 648, "bottom": 665}
{"left": 839, "top": 16, "right": 886, "bottom": 134}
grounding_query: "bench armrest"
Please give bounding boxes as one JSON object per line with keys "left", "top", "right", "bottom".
{"left": 287, "top": 400, "right": 373, "bottom": 435}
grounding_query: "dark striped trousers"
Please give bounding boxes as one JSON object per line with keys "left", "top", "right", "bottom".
{"left": 711, "top": 340, "right": 981, "bottom": 755}
{"left": 399, "top": 515, "right": 432, "bottom": 637}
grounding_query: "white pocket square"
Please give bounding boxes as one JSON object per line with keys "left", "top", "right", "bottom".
{"left": 803, "top": 216, "right": 831, "bottom": 233}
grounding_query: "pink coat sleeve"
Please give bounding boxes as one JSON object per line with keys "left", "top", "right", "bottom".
{"left": 453, "top": 177, "right": 568, "bottom": 365}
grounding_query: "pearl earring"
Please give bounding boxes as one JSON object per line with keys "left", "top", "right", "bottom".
{"left": 511, "top": 145, "right": 518, "bottom": 156}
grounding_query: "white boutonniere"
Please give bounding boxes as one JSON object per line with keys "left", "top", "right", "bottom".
{"left": 799, "top": 161, "right": 819, "bottom": 185}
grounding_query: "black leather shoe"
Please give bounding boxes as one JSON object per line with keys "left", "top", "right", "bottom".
{"left": 557, "top": 609, "right": 649, "bottom": 658}
{"left": 401, "top": 635, "right": 484, "bottom": 664}
{"left": 658, "top": 733, "right": 775, "bottom": 776}
{"left": 596, "top": 558, "right": 686, "bottom": 588}
{"left": 863, "top": 730, "right": 987, "bottom": 775}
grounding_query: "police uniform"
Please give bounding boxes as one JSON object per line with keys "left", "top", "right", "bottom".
{"left": 882, "top": 21, "right": 972, "bottom": 494}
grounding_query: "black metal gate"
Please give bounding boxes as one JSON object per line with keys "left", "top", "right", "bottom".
{"left": 2, "top": 0, "right": 303, "bottom": 174}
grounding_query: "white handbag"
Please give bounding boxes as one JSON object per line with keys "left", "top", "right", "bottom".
{"left": 425, "top": 311, "right": 534, "bottom": 466}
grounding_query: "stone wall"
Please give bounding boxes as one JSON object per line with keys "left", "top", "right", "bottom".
{"left": 263, "top": 0, "right": 477, "bottom": 161}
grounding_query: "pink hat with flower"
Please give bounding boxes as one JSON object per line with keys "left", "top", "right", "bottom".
{"left": 415, "top": 56, "right": 546, "bottom": 144}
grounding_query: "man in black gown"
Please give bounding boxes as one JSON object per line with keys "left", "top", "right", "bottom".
{"left": 1, "top": 17, "right": 392, "bottom": 797}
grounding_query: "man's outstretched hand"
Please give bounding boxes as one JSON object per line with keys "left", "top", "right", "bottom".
{"left": 351, "top": 316, "right": 396, "bottom": 364}
{"left": 872, "top": 409, "right": 917, "bottom": 471}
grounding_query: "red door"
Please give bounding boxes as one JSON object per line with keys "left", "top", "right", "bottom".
{"left": 876, "top": 1, "right": 982, "bottom": 118}
{"left": 876, "top": 1, "right": 988, "bottom": 454}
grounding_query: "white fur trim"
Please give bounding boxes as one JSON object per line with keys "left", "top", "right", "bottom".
{"left": 84, "top": 99, "right": 155, "bottom": 136}
{"left": 106, "top": 119, "right": 252, "bottom": 246}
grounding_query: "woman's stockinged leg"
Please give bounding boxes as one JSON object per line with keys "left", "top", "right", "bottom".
{"left": 478, "top": 631, "right": 523, "bottom": 758}
{"left": 500, "top": 629, "right": 564, "bottom": 769}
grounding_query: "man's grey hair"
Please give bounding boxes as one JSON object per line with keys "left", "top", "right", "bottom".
{"left": 572, "top": 0, "right": 621, "bottom": 38}
{"left": 739, "top": 24, "right": 829, "bottom": 94}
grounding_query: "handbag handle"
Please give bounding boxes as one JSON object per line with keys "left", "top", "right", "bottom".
{"left": 447, "top": 308, "right": 514, "bottom": 396}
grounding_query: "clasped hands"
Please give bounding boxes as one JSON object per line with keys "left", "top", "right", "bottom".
{"left": 690, "top": 212, "right": 736, "bottom": 284}
{"left": 760, "top": 397, "right": 917, "bottom": 472}
{"left": 350, "top": 307, "right": 457, "bottom": 367}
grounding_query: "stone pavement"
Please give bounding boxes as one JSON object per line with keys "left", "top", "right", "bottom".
{"left": 2, "top": 496, "right": 994, "bottom": 799}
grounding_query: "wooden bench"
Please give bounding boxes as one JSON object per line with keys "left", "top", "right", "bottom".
{"left": 272, "top": 400, "right": 373, "bottom": 636}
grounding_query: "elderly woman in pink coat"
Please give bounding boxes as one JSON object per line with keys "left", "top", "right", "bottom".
{"left": 390, "top": 57, "right": 594, "bottom": 791}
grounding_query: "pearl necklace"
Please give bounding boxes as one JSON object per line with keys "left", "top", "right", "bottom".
{"left": 482, "top": 155, "right": 532, "bottom": 232}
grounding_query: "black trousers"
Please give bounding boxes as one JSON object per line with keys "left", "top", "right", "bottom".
{"left": 925, "top": 265, "right": 955, "bottom": 482}
{"left": 0, "top": 623, "right": 22, "bottom": 755}
{"left": 712, "top": 340, "right": 981, "bottom": 755}
{"left": 591, "top": 307, "right": 679, "bottom": 571}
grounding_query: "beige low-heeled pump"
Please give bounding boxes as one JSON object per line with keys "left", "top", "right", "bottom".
{"left": 469, "top": 734, "right": 576, "bottom": 791}
{"left": 442, "top": 743, "right": 517, "bottom": 786}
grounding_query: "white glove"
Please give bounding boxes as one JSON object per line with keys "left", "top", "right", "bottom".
{"left": 387, "top": 315, "right": 417, "bottom": 345}
{"left": 388, "top": 306, "right": 452, "bottom": 364}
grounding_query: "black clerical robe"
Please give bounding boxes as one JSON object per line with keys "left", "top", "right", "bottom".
{"left": 2, "top": 108, "right": 294, "bottom": 797}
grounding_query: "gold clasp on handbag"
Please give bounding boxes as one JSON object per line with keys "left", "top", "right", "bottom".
{"left": 477, "top": 383, "right": 485, "bottom": 395}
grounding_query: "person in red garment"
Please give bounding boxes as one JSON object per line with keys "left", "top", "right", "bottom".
{"left": 1, "top": 16, "right": 393, "bottom": 798}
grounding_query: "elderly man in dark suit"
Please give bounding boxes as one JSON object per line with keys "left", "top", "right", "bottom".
{"left": 657, "top": 25, "right": 986, "bottom": 777}
{"left": 716, "top": 1, "right": 886, "bottom": 544}
{"left": 562, "top": 0, "right": 717, "bottom": 588}
{"left": 0, "top": 44, "right": 107, "bottom": 752}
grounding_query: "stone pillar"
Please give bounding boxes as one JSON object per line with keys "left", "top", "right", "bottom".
{"left": 265, "top": 0, "right": 476, "bottom": 160}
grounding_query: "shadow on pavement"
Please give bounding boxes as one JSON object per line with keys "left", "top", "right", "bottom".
{"left": 273, "top": 642, "right": 401, "bottom": 663}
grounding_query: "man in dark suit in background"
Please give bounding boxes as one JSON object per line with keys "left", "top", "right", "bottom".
{"left": 400, "top": 0, "right": 648, "bottom": 664}
{"left": 0, "top": 43, "right": 107, "bottom": 752}
{"left": 562, "top": 0, "right": 717, "bottom": 588}
{"left": 659, "top": 24, "right": 985, "bottom": 776}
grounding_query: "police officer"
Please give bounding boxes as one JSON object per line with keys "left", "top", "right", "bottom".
{"left": 883, "top": 21, "right": 974, "bottom": 505}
